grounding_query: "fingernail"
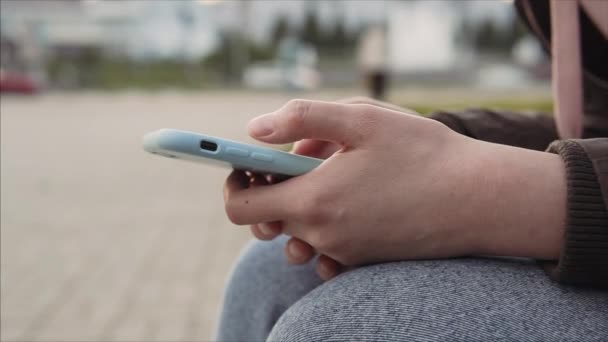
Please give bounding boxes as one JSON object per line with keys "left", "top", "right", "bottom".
{"left": 259, "top": 223, "right": 273, "bottom": 235}
{"left": 289, "top": 242, "right": 304, "bottom": 259}
{"left": 248, "top": 115, "right": 274, "bottom": 137}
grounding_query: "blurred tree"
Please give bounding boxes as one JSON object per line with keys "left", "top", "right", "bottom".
{"left": 457, "top": 13, "right": 530, "bottom": 55}
{"left": 329, "top": 18, "right": 348, "bottom": 48}
{"left": 475, "top": 19, "right": 501, "bottom": 52}
{"left": 301, "top": 10, "right": 321, "bottom": 46}
{"left": 504, "top": 14, "right": 529, "bottom": 49}
{"left": 203, "top": 30, "right": 274, "bottom": 82}
{"left": 203, "top": 31, "right": 233, "bottom": 81}
{"left": 271, "top": 16, "right": 290, "bottom": 49}
{"left": 47, "top": 46, "right": 103, "bottom": 88}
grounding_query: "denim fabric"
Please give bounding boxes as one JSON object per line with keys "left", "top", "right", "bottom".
{"left": 216, "top": 237, "right": 608, "bottom": 342}
{"left": 215, "top": 236, "right": 322, "bottom": 342}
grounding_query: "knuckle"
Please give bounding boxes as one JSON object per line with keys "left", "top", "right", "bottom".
{"left": 336, "top": 252, "right": 358, "bottom": 266}
{"left": 324, "top": 237, "right": 359, "bottom": 266}
{"left": 351, "top": 104, "right": 382, "bottom": 140}
{"left": 355, "top": 104, "right": 383, "bottom": 124}
{"left": 305, "top": 228, "right": 332, "bottom": 251}
{"left": 296, "top": 189, "right": 333, "bottom": 225}
{"left": 285, "top": 99, "right": 311, "bottom": 128}
{"left": 251, "top": 226, "right": 271, "bottom": 240}
{"left": 353, "top": 103, "right": 377, "bottom": 114}
{"left": 250, "top": 226, "right": 264, "bottom": 239}
{"left": 313, "top": 235, "right": 351, "bottom": 264}
{"left": 340, "top": 96, "right": 374, "bottom": 105}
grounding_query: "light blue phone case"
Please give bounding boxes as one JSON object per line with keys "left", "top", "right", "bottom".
{"left": 143, "top": 129, "right": 322, "bottom": 177}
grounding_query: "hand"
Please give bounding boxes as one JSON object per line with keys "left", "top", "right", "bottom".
{"left": 248, "top": 97, "right": 409, "bottom": 279}
{"left": 224, "top": 99, "right": 566, "bottom": 280}
{"left": 289, "top": 96, "right": 412, "bottom": 162}
{"left": 291, "top": 96, "right": 415, "bottom": 162}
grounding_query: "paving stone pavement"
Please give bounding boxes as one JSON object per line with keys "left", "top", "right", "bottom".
{"left": 0, "top": 88, "right": 551, "bottom": 341}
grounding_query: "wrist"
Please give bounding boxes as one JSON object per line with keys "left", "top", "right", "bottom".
{"left": 468, "top": 142, "right": 566, "bottom": 259}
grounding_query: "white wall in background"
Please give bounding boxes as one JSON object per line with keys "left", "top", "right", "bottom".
{"left": 388, "top": 1, "right": 457, "bottom": 72}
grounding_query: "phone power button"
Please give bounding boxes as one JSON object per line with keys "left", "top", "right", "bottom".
{"left": 251, "top": 152, "right": 273, "bottom": 162}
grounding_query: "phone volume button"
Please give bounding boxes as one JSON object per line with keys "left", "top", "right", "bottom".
{"left": 226, "top": 147, "right": 249, "bottom": 157}
{"left": 251, "top": 152, "right": 273, "bottom": 162}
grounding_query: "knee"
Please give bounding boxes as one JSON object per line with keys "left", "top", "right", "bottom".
{"left": 268, "top": 259, "right": 608, "bottom": 341}
{"left": 222, "top": 236, "right": 321, "bottom": 302}
{"left": 269, "top": 259, "right": 531, "bottom": 341}
{"left": 217, "top": 236, "right": 322, "bottom": 341}
{"left": 267, "top": 263, "right": 401, "bottom": 341}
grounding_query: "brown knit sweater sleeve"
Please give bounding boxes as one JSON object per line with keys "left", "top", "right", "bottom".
{"left": 545, "top": 139, "right": 608, "bottom": 288}
{"left": 429, "top": 110, "right": 608, "bottom": 289}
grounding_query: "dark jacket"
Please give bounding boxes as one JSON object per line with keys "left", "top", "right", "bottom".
{"left": 429, "top": 0, "right": 607, "bottom": 288}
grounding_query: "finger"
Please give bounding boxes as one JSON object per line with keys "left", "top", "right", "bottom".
{"left": 223, "top": 170, "right": 249, "bottom": 202}
{"left": 284, "top": 237, "right": 315, "bottom": 265}
{"left": 250, "top": 222, "right": 282, "bottom": 240}
{"left": 248, "top": 99, "right": 369, "bottom": 146}
{"left": 292, "top": 139, "right": 326, "bottom": 156}
{"left": 292, "top": 139, "right": 340, "bottom": 159}
{"left": 224, "top": 173, "right": 296, "bottom": 225}
{"left": 316, "top": 254, "right": 341, "bottom": 280}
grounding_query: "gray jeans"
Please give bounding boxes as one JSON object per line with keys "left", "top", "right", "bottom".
{"left": 216, "top": 236, "right": 608, "bottom": 342}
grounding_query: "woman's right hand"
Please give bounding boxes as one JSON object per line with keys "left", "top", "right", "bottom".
{"left": 230, "top": 98, "right": 564, "bottom": 282}
{"left": 248, "top": 97, "right": 415, "bottom": 279}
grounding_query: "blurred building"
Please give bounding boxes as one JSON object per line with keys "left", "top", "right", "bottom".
{"left": 0, "top": 0, "right": 546, "bottom": 90}
{"left": 0, "top": 0, "right": 138, "bottom": 87}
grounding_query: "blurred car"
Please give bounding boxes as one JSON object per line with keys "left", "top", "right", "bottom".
{"left": 0, "top": 69, "right": 39, "bottom": 94}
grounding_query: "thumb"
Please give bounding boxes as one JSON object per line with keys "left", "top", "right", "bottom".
{"left": 248, "top": 99, "right": 366, "bottom": 146}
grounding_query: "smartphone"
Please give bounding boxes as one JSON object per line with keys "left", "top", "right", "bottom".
{"left": 143, "top": 129, "right": 322, "bottom": 177}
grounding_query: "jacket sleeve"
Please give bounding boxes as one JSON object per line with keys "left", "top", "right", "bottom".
{"left": 429, "top": 108, "right": 558, "bottom": 151}
{"left": 429, "top": 109, "right": 608, "bottom": 289}
{"left": 545, "top": 139, "right": 608, "bottom": 289}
